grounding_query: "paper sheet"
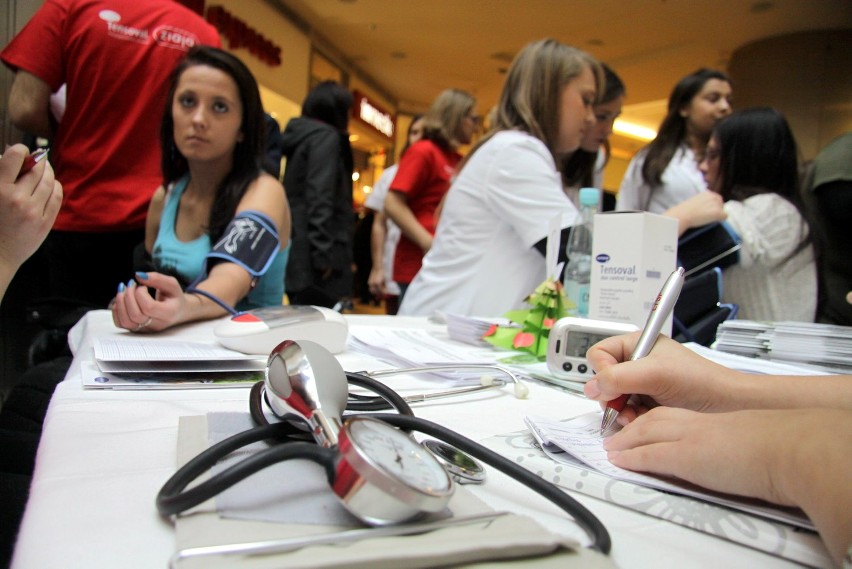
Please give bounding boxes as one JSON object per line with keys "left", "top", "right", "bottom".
{"left": 525, "top": 412, "right": 813, "bottom": 530}
{"left": 480, "top": 426, "right": 831, "bottom": 568}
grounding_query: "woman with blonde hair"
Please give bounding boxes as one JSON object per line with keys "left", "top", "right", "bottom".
{"left": 399, "top": 38, "right": 602, "bottom": 317}
{"left": 384, "top": 88, "right": 478, "bottom": 301}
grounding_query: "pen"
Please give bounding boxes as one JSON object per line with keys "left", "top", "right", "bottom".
{"left": 14, "top": 148, "right": 50, "bottom": 180}
{"left": 599, "top": 266, "right": 686, "bottom": 434}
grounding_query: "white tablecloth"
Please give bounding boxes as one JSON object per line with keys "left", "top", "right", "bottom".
{"left": 10, "top": 311, "right": 811, "bottom": 568}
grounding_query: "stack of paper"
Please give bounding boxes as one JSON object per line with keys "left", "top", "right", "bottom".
{"left": 347, "top": 326, "right": 503, "bottom": 385}
{"left": 714, "top": 320, "right": 852, "bottom": 374}
{"left": 438, "top": 312, "right": 512, "bottom": 346}
{"left": 84, "top": 337, "right": 265, "bottom": 389}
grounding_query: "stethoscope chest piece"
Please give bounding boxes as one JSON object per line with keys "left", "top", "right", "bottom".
{"left": 332, "top": 416, "right": 455, "bottom": 526}
{"left": 422, "top": 439, "right": 486, "bottom": 484}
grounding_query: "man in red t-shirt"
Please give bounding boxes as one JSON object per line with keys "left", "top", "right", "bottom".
{"left": 1, "top": 0, "right": 220, "bottom": 307}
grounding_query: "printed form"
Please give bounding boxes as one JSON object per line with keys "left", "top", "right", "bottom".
{"left": 525, "top": 412, "right": 813, "bottom": 530}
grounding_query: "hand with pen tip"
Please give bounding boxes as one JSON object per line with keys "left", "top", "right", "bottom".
{"left": 584, "top": 332, "right": 733, "bottom": 424}
{"left": 0, "top": 144, "right": 62, "bottom": 302}
{"left": 584, "top": 330, "right": 852, "bottom": 566}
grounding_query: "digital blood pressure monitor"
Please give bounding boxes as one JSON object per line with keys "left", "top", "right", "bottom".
{"left": 214, "top": 305, "right": 349, "bottom": 355}
{"left": 546, "top": 318, "right": 638, "bottom": 382}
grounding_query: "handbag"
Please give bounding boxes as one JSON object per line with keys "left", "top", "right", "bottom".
{"left": 677, "top": 221, "right": 741, "bottom": 277}
{"left": 672, "top": 268, "right": 739, "bottom": 346}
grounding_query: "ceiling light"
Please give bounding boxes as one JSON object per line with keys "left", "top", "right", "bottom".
{"left": 613, "top": 119, "right": 657, "bottom": 141}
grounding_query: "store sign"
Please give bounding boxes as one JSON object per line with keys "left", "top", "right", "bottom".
{"left": 206, "top": 5, "right": 281, "bottom": 67}
{"left": 352, "top": 91, "right": 395, "bottom": 140}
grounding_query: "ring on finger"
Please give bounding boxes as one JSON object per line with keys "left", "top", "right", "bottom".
{"left": 133, "top": 316, "right": 153, "bottom": 332}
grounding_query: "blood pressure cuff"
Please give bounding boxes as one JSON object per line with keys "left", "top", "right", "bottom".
{"left": 205, "top": 210, "right": 280, "bottom": 278}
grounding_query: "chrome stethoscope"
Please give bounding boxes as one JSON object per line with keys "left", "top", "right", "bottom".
{"left": 156, "top": 339, "right": 610, "bottom": 556}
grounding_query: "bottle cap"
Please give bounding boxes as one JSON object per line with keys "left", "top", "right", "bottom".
{"left": 579, "top": 187, "right": 600, "bottom": 207}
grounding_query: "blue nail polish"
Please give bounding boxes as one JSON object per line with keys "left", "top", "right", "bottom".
{"left": 135, "top": 271, "right": 149, "bottom": 280}
{"left": 127, "top": 279, "right": 135, "bottom": 288}
{"left": 118, "top": 282, "right": 126, "bottom": 293}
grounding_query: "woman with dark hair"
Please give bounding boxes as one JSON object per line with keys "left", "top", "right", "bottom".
{"left": 666, "top": 107, "right": 816, "bottom": 322}
{"left": 561, "top": 63, "right": 625, "bottom": 207}
{"left": 617, "top": 68, "right": 732, "bottom": 213}
{"left": 399, "top": 39, "right": 601, "bottom": 317}
{"left": 280, "top": 80, "right": 355, "bottom": 308}
{"left": 111, "top": 46, "right": 291, "bottom": 333}
{"left": 384, "top": 88, "right": 478, "bottom": 301}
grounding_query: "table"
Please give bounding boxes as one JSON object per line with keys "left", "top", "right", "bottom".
{"left": 10, "top": 310, "right": 817, "bottom": 568}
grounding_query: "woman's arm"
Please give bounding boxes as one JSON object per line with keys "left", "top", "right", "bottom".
{"left": 144, "top": 186, "right": 166, "bottom": 253}
{"left": 368, "top": 211, "right": 389, "bottom": 297}
{"left": 604, "top": 407, "right": 852, "bottom": 566}
{"left": 384, "top": 190, "right": 433, "bottom": 252}
{"left": 187, "top": 173, "right": 290, "bottom": 310}
{"left": 585, "top": 332, "right": 852, "bottom": 422}
{"left": 113, "top": 175, "right": 290, "bottom": 331}
{"left": 663, "top": 191, "right": 726, "bottom": 236}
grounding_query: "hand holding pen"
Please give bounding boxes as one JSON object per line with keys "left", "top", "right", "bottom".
{"left": 0, "top": 145, "right": 62, "bottom": 295}
{"left": 598, "top": 267, "right": 686, "bottom": 434}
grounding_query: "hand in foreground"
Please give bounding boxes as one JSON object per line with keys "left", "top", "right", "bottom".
{"left": 604, "top": 406, "right": 852, "bottom": 566}
{"left": 584, "top": 333, "right": 739, "bottom": 424}
{"left": 0, "top": 144, "right": 62, "bottom": 271}
{"left": 111, "top": 272, "right": 187, "bottom": 333}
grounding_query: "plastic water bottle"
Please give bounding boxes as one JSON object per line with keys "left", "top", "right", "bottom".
{"left": 563, "top": 187, "right": 600, "bottom": 317}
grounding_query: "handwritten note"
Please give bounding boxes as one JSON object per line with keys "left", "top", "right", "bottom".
{"left": 525, "top": 412, "right": 813, "bottom": 530}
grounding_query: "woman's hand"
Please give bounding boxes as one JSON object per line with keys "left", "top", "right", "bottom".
{"left": 603, "top": 407, "right": 797, "bottom": 504}
{"left": 111, "top": 272, "right": 188, "bottom": 333}
{"left": 368, "top": 265, "right": 387, "bottom": 298}
{"left": 0, "top": 145, "right": 62, "bottom": 271}
{"left": 604, "top": 406, "right": 852, "bottom": 565}
{"left": 664, "top": 191, "right": 726, "bottom": 236}
{"left": 584, "top": 333, "right": 741, "bottom": 423}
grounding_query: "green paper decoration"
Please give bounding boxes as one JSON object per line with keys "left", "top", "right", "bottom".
{"left": 482, "top": 278, "right": 573, "bottom": 358}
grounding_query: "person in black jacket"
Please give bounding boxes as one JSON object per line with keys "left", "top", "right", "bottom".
{"left": 280, "top": 81, "right": 354, "bottom": 308}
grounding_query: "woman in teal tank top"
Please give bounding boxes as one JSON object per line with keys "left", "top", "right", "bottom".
{"left": 111, "top": 46, "right": 291, "bottom": 333}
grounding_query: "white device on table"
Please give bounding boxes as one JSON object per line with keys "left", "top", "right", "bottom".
{"left": 213, "top": 305, "right": 349, "bottom": 355}
{"left": 546, "top": 317, "right": 638, "bottom": 382}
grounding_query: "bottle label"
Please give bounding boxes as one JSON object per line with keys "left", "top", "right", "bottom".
{"left": 564, "top": 281, "right": 590, "bottom": 317}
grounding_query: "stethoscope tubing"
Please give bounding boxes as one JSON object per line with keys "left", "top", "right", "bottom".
{"left": 220, "top": 370, "right": 611, "bottom": 554}
{"left": 371, "top": 413, "right": 611, "bottom": 554}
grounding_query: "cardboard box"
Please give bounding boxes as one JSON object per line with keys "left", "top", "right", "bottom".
{"left": 589, "top": 211, "right": 678, "bottom": 334}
